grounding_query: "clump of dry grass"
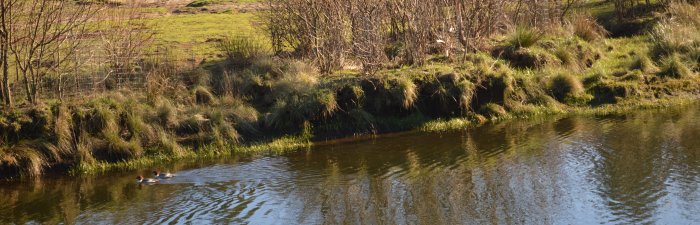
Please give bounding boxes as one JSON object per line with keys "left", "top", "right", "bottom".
{"left": 193, "top": 86, "right": 216, "bottom": 105}
{"left": 569, "top": 13, "right": 609, "bottom": 42}
{"left": 650, "top": 3, "right": 700, "bottom": 57}
{"left": 0, "top": 144, "right": 46, "bottom": 177}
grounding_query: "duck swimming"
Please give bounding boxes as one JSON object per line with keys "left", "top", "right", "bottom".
{"left": 136, "top": 175, "right": 159, "bottom": 184}
{"left": 153, "top": 170, "right": 175, "bottom": 179}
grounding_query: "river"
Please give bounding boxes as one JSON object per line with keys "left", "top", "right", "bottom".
{"left": 1, "top": 104, "right": 699, "bottom": 224}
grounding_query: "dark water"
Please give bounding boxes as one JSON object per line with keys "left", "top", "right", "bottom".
{"left": 2, "top": 105, "right": 700, "bottom": 225}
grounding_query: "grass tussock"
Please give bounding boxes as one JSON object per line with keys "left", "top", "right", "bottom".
{"left": 217, "top": 35, "right": 269, "bottom": 69}
{"left": 506, "top": 27, "right": 543, "bottom": 49}
{"left": 549, "top": 73, "right": 592, "bottom": 105}
{"left": 569, "top": 13, "right": 609, "bottom": 42}
{"left": 0, "top": 144, "right": 46, "bottom": 177}
{"left": 650, "top": 2, "right": 700, "bottom": 57}
{"left": 658, "top": 54, "right": 694, "bottom": 79}
{"left": 194, "top": 86, "right": 216, "bottom": 105}
{"left": 631, "top": 54, "right": 659, "bottom": 73}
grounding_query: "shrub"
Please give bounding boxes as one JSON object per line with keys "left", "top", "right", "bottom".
{"left": 570, "top": 14, "right": 609, "bottom": 42}
{"left": 658, "top": 54, "right": 694, "bottom": 79}
{"left": 217, "top": 35, "right": 269, "bottom": 69}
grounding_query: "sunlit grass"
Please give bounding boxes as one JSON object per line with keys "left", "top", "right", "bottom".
{"left": 71, "top": 136, "right": 310, "bottom": 175}
{"left": 148, "top": 12, "right": 268, "bottom": 59}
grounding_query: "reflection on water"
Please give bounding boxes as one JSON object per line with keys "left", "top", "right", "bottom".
{"left": 1, "top": 105, "right": 700, "bottom": 224}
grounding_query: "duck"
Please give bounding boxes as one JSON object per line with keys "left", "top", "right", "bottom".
{"left": 153, "top": 170, "right": 175, "bottom": 179}
{"left": 136, "top": 175, "right": 159, "bottom": 184}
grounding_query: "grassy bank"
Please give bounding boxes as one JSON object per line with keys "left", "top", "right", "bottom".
{"left": 1, "top": 1, "right": 700, "bottom": 178}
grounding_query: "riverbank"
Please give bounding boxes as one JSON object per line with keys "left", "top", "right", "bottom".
{"left": 1, "top": 1, "right": 700, "bottom": 178}
{"left": 1, "top": 86, "right": 697, "bottom": 178}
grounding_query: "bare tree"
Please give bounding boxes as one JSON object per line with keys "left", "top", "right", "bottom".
{"left": 453, "top": 0, "right": 506, "bottom": 55}
{"left": 97, "top": 1, "right": 155, "bottom": 87}
{"left": 8, "top": 0, "right": 97, "bottom": 104}
{"left": 0, "top": 0, "right": 19, "bottom": 107}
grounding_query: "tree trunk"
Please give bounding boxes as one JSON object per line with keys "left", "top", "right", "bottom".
{"left": 2, "top": 46, "right": 11, "bottom": 107}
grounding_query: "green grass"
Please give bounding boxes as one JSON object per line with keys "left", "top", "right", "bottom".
{"left": 148, "top": 12, "right": 268, "bottom": 60}
{"left": 71, "top": 135, "right": 310, "bottom": 175}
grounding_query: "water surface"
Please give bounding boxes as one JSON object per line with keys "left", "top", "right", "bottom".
{"left": 2, "top": 105, "right": 700, "bottom": 224}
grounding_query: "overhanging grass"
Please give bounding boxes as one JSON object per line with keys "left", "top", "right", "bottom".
{"left": 419, "top": 95, "right": 698, "bottom": 133}
{"left": 71, "top": 135, "right": 310, "bottom": 175}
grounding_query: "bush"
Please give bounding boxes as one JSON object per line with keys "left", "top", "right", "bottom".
{"left": 217, "top": 36, "right": 269, "bottom": 69}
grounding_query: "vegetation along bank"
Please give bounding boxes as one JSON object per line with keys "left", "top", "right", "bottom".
{"left": 1, "top": 0, "right": 699, "bottom": 178}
